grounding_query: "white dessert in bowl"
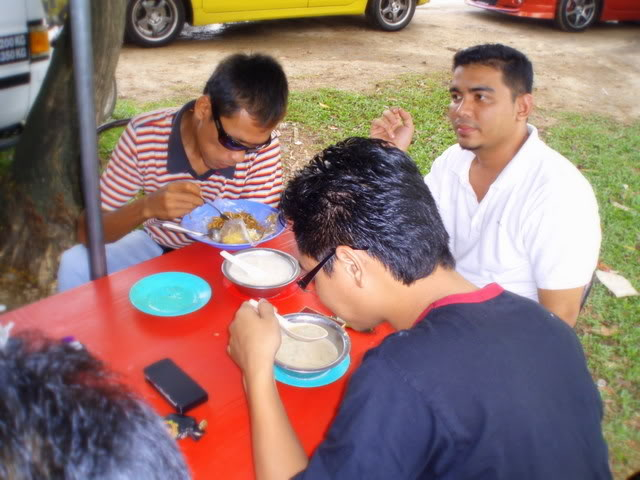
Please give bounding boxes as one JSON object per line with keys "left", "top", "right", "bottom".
{"left": 221, "top": 248, "right": 300, "bottom": 298}
{"left": 275, "top": 313, "right": 350, "bottom": 376}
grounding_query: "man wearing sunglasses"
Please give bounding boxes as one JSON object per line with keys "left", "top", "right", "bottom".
{"left": 228, "top": 138, "right": 610, "bottom": 479}
{"left": 57, "top": 53, "right": 288, "bottom": 292}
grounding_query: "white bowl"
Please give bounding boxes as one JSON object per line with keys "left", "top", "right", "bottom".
{"left": 221, "top": 248, "right": 300, "bottom": 298}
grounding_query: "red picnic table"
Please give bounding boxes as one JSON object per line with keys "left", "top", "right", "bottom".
{"left": 1, "top": 230, "right": 392, "bottom": 479}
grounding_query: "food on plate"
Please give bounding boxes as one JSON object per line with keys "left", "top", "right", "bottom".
{"left": 227, "top": 250, "right": 294, "bottom": 286}
{"left": 209, "top": 211, "right": 262, "bottom": 231}
{"left": 208, "top": 211, "right": 278, "bottom": 244}
{"left": 276, "top": 332, "right": 339, "bottom": 370}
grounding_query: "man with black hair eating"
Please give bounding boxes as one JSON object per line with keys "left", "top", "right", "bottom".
{"left": 228, "top": 137, "right": 610, "bottom": 480}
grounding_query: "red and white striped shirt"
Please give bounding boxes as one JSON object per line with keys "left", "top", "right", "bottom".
{"left": 100, "top": 105, "right": 283, "bottom": 248}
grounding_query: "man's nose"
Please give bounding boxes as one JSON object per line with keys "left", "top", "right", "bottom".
{"left": 453, "top": 97, "right": 472, "bottom": 118}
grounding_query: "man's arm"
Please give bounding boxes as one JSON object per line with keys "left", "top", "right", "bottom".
{"left": 537, "top": 287, "right": 585, "bottom": 328}
{"left": 228, "top": 301, "right": 308, "bottom": 480}
{"left": 525, "top": 171, "right": 601, "bottom": 329}
{"left": 370, "top": 107, "right": 415, "bottom": 152}
{"left": 76, "top": 182, "right": 204, "bottom": 245}
{"left": 245, "top": 368, "right": 308, "bottom": 480}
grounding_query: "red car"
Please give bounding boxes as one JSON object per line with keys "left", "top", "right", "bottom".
{"left": 466, "top": 0, "right": 640, "bottom": 32}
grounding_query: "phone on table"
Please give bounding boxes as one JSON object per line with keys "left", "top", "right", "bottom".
{"left": 143, "top": 358, "right": 208, "bottom": 414}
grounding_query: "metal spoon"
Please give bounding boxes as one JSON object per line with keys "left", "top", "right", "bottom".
{"left": 206, "top": 201, "right": 231, "bottom": 221}
{"left": 159, "top": 221, "right": 208, "bottom": 237}
{"left": 248, "top": 299, "right": 328, "bottom": 342}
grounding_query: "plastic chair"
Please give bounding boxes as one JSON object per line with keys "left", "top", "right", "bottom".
{"left": 97, "top": 117, "right": 130, "bottom": 135}
{"left": 579, "top": 271, "right": 596, "bottom": 312}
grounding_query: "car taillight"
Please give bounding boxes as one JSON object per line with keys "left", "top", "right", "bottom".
{"left": 29, "top": 23, "right": 50, "bottom": 61}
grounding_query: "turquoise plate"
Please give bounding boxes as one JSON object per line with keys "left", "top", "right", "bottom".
{"left": 274, "top": 355, "right": 350, "bottom": 388}
{"left": 129, "top": 272, "right": 212, "bottom": 317}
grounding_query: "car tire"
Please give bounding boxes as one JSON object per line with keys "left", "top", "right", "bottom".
{"left": 366, "top": 0, "right": 417, "bottom": 32}
{"left": 125, "top": 0, "right": 185, "bottom": 47}
{"left": 554, "top": 0, "right": 600, "bottom": 32}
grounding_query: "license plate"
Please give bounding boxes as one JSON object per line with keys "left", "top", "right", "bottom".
{"left": 0, "top": 33, "right": 29, "bottom": 66}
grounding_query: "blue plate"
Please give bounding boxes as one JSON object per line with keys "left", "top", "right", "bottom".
{"left": 129, "top": 272, "right": 211, "bottom": 317}
{"left": 181, "top": 198, "right": 285, "bottom": 251}
{"left": 274, "top": 355, "right": 350, "bottom": 388}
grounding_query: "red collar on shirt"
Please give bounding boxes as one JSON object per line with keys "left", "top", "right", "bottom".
{"left": 414, "top": 283, "right": 505, "bottom": 325}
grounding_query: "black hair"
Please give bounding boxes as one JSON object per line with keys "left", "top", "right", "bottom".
{"left": 453, "top": 44, "right": 533, "bottom": 98}
{"left": 0, "top": 332, "right": 189, "bottom": 480}
{"left": 280, "top": 137, "right": 455, "bottom": 285}
{"left": 203, "top": 52, "right": 288, "bottom": 127}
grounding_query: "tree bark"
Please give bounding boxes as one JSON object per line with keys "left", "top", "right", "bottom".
{"left": 0, "top": 0, "right": 126, "bottom": 300}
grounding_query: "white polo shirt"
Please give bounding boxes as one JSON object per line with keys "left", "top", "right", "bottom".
{"left": 425, "top": 125, "right": 601, "bottom": 301}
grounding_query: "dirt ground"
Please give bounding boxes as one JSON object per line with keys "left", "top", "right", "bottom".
{"left": 117, "top": 0, "right": 640, "bottom": 123}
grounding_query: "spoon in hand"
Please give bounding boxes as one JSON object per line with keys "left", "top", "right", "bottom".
{"left": 248, "top": 299, "right": 328, "bottom": 342}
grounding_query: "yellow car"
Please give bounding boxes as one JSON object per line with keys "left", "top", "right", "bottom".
{"left": 125, "top": 0, "right": 429, "bottom": 47}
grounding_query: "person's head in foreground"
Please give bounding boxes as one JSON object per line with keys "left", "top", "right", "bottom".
{"left": 448, "top": 43, "right": 533, "bottom": 154}
{"left": 281, "top": 136, "right": 460, "bottom": 330}
{"left": 190, "top": 52, "right": 288, "bottom": 170}
{"left": 0, "top": 331, "right": 188, "bottom": 480}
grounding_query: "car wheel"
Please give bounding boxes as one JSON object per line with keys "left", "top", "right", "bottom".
{"left": 554, "top": 0, "right": 600, "bottom": 32}
{"left": 125, "top": 0, "right": 185, "bottom": 47}
{"left": 366, "top": 0, "right": 417, "bottom": 32}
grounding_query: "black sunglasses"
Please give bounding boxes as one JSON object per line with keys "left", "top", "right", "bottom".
{"left": 213, "top": 110, "right": 272, "bottom": 153}
{"left": 297, "top": 246, "right": 370, "bottom": 291}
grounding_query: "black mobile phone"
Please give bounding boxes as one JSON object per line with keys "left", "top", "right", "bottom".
{"left": 143, "top": 358, "right": 208, "bottom": 414}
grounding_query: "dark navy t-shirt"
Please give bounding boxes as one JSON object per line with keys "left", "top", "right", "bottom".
{"left": 294, "top": 284, "right": 611, "bottom": 480}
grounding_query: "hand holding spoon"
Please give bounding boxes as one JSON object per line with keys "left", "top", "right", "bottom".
{"left": 248, "top": 299, "right": 328, "bottom": 342}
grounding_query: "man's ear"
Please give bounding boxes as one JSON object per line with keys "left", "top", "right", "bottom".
{"left": 335, "top": 246, "right": 365, "bottom": 287}
{"left": 516, "top": 93, "right": 533, "bottom": 121}
{"left": 194, "top": 95, "right": 212, "bottom": 122}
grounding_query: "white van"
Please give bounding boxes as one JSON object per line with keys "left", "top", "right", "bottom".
{"left": 0, "top": 0, "right": 51, "bottom": 149}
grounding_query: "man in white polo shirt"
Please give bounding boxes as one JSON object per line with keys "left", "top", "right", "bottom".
{"left": 371, "top": 44, "right": 600, "bottom": 326}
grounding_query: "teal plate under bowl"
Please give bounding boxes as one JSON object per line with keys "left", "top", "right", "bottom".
{"left": 129, "top": 272, "right": 212, "bottom": 317}
{"left": 274, "top": 355, "right": 350, "bottom": 388}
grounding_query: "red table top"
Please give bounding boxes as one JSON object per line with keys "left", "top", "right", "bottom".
{"left": 1, "top": 230, "right": 392, "bottom": 479}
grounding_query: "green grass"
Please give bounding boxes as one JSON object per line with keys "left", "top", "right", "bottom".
{"left": 0, "top": 148, "right": 13, "bottom": 176}
{"left": 544, "top": 114, "right": 640, "bottom": 476}
{"left": 287, "top": 73, "right": 457, "bottom": 171}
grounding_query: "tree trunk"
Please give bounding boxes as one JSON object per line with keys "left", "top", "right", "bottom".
{"left": 0, "top": 0, "right": 126, "bottom": 303}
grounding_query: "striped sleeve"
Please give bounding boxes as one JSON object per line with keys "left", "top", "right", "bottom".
{"left": 100, "top": 120, "right": 143, "bottom": 211}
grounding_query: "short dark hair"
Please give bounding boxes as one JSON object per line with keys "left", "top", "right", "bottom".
{"left": 280, "top": 137, "right": 455, "bottom": 285}
{"left": 203, "top": 53, "right": 288, "bottom": 127}
{"left": 453, "top": 44, "right": 533, "bottom": 98}
{"left": 0, "top": 332, "right": 189, "bottom": 480}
